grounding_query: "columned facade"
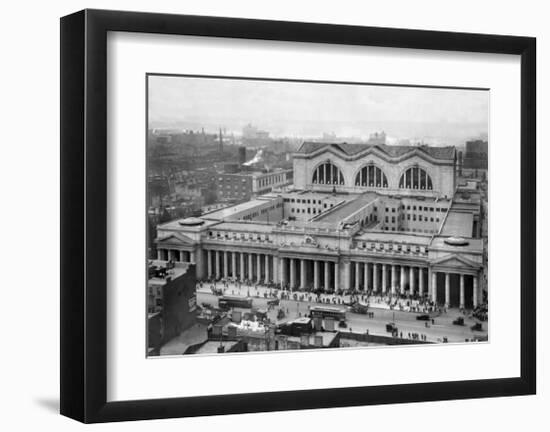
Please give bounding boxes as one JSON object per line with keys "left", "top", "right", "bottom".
{"left": 159, "top": 245, "right": 482, "bottom": 308}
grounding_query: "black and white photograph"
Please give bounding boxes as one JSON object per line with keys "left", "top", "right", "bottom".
{"left": 146, "top": 75, "right": 489, "bottom": 357}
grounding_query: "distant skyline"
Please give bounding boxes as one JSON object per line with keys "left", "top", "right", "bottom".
{"left": 148, "top": 75, "right": 489, "bottom": 147}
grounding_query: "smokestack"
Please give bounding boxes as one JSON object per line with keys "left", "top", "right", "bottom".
{"left": 218, "top": 127, "right": 223, "bottom": 153}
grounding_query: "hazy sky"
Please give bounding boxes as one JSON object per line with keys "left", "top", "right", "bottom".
{"left": 148, "top": 75, "right": 488, "bottom": 146}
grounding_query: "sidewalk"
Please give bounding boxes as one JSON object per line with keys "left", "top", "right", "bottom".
{"left": 196, "top": 280, "right": 438, "bottom": 314}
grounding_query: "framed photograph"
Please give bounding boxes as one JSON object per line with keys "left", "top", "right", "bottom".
{"left": 60, "top": 9, "right": 536, "bottom": 423}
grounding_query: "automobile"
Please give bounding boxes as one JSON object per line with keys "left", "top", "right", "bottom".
{"left": 351, "top": 301, "right": 369, "bottom": 314}
{"left": 471, "top": 322, "right": 483, "bottom": 331}
{"left": 386, "top": 322, "right": 397, "bottom": 333}
{"left": 267, "top": 297, "right": 280, "bottom": 307}
{"left": 416, "top": 314, "right": 431, "bottom": 321}
{"left": 452, "top": 317, "right": 465, "bottom": 326}
{"left": 338, "top": 320, "right": 348, "bottom": 328}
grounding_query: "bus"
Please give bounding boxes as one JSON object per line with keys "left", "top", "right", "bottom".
{"left": 218, "top": 295, "right": 253, "bottom": 310}
{"left": 309, "top": 305, "right": 346, "bottom": 322}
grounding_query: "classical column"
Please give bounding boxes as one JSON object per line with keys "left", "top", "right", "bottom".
{"left": 314, "top": 260, "right": 320, "bottom": 290}
{"left": 419, "top": 268, "right": 425, "bottom": 297}
{"left": 391, "top": 265, "right": 397, "bottom": 295}
{"left": 459, "top": 274, "right": 465, "bottom": 308}
{"left": 157, "top": 249, "right": 162, "bottom": 261}
{"left": 273, "top": 256, "right": 279, "bottom": 284}
{"left": 215, "top": 250, "right": 220, "bottom": 279}
{"left": 248, "top": 254, "right": 253, "bottom": 280}
{"left": 232, "top": 252, "right": 237, "bottom": 279}
{"left": 257, "top": 254, "right": 262, "bottom": 283}
{"left": 190, "top": 250, "right": 196, "bottom": 264}
{"left": 445, "top": 273, "right": 450, "bottom": 307}
{"left": 223, "top": 251, "right": 228, "bottom": 279}
{"left": 345, "top": 261, "right": 351, "bottom": 291}
{"left": 373, "top": 263, "right": 379, "bottom": 292}
{"left": 300, "top": 259, "right": 306, "bottom": 289}
{"left": 240, "top": 252, "right": 245, "bottom": 281}
{"left": 324, "top": 261, "right": 330, "bottom": 292}
{"left": 334, "top": 262, "right": 339, "bottom": 292}
{"left": 264, "top": 255, "right": 270, "bottom": 284}
{"left": 207, "top": 250, "right": 212, "bottom": 278}
{"left": 364, "top": 263, "right": 369, "bottom": 291}
{"left": 355, "top": 262, "right": 360, "bottom": 291}
{"left": 400, "top": 266, "right": 406, "bottom": 294}
{"left": 280, "top": 257, "right": 286, "bottom": 288}
{"left": 473, "top": 275, "right": 479, "bottom": 308}
{"left": 432, "top": 271, "right": 438, "bottom": 303}
{"left": 382, "top": 264, "right": 387, "bottom": 293}
{"left": 409, "top": 266, "right": 415, "bottom": 295}
{"left": 290, "top": 258, "right": 296, "bottom": 289}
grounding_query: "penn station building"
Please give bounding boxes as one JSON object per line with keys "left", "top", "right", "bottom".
{"left": 155, "top": 142, "right": 485, "bottom": 309}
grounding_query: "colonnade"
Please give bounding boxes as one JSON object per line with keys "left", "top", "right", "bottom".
{"left": 431, "top": 271, "right": 481, "bottom": 308}
{"left": 205, "top": 249, "right": 276, "bottom": 285}
{"left": 157, "top": 248, "right": 195, "bottom": 263}
{"left": 158, "top": 247, "right": 481, "bottom": 308}
{"left": 347, "top": 261, "right": 428, "bottom": 297}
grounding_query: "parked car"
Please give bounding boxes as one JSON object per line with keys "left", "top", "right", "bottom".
{"left": 452, "top": 317, "right": 465, "bottom": 326}
{"left": 386, "top": 322, "right": 397, "bottom": 333}
{"left": 471, "top": 322, "right": 483, "bottom": 331}
{"left": 338, "top": 320, "right": 348, "bottom": 328}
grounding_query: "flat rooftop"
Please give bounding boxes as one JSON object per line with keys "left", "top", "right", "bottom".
{"left": 212, "top": 221, "right": 274, "bottom": 233}
{"left": 158, "top": 218, "right": 218, "bottom": 231}
{"left": 440, "top": 211, "right": 474, "bottom": 237}
{"left": 202, "top": 198, "right": 275, "bottom": 220}
{"left": 159, "top": 323, "right": 208, "bottom": 356}
{"left": 193, "top": 340, "right": 240, "bottom": 354}
{"left": 316, "top": 193, "right": 377, "bottom": 223}
{"left": 148, "top": 261, "right": 190, "bottom": 286}
{"left": 430, "top": 236, "right": 483, "bottom": 253}
{"left": 355, "top": 231, "right": 432, "bottom": 245}
{"left": 286, "top": 331, "right": 339, "bottom": 347}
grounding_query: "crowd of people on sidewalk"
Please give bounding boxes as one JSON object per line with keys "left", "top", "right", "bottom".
{"left": 196, "top": 276, "right": 446, "bottom": 315}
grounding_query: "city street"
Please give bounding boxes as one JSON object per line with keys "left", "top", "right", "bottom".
{"left": 196, "top": 281, "right": 487, "bottom": 343}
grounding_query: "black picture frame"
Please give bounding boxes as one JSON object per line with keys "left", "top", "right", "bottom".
{"left": 60, "top": 9, "right": 536, "bottom": 423}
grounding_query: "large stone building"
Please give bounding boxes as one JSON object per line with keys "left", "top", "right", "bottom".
{"left": 217, "top": 168, "right": 293, "bottom": 201}
{"left": 155, "top": 142, "right": 485, "bottom": 309}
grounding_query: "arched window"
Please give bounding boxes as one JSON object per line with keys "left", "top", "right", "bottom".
{"left": 312, "top": 161, "right": 345, "bottom": 185}
{"left": 354, "top": 164, "right": 389, "bottom": 188}
{"left": 399, "top": 166, "right": 433, "bottom": 190}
